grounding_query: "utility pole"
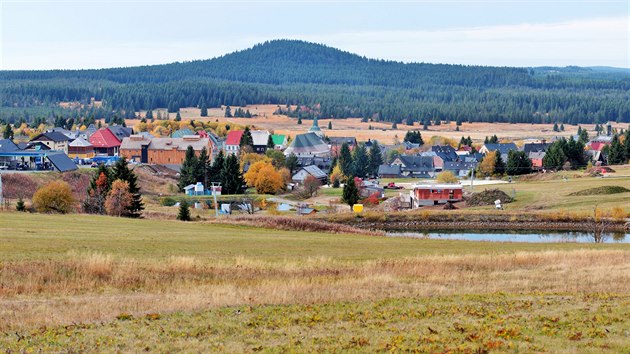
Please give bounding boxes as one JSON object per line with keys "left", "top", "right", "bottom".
{"left": 470, "top": 168, "right": 475, "bottom": 193}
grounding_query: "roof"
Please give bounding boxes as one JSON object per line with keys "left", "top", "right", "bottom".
{"left": 171, "top": 128, "right": 195, "bottom": 138}
{"left": 443, "top": 161, "right": 478, "bottom": 171}
{"left": 225, "top": 130, "right": 244, "bottom": 146}
{"left": 328, "top": 137, "right": 357, "bottom": 146}
{"left": 68, "top": 137, "right": 93, "bottom": 147}
{"left": 588, "top": 141, "right": 609, "bottom": 151}
{"left": 31, "top": 131, "right": 71, "bottom": 143}
{"left": 301, "top": 165, "right": 327, "bottom": 179}
{"left": 251, "top": 130, "right": 270, "bottom": 146}
{"left": 122, "top": 136, "right": 210, "bottom": 151}
{"left": 522, "top": 143, "right": 550, "bottom": 154}
{"left": 395, "top": 155, "right": 435, "bottom": 172}
{"left": 528, "top": 151, "right": 546, "bottom": 160}
{"left": 378, "top": 164, "right": 401, "bottom": 176}
{"left": 284, "top": 132, "right": 330, "bottom": 156}
{"left": 590, "top": 135, "right": 613, "bottom": 143}
{"left": 483, "top": 143, "right": 518, "bottom": 155}
{"left": 271, "top": 134, "right": 287, "bottom": 146}
{"left": 47, "top": 152, "right": 78, "bottom": 172}
{"left": 107, "top": 126, "right": 133, "bottom": 140}
{"left": 431, "top": 145, "right": 458, "bottom": 162}
{"left": 413, "top": 184, "right": 463, "bottom": 190}
{"left": 308, "top": 117, "right": 321, "bottom": 132}
{"left": 0, "top": 139, "right": 19, "bottom": 153}
{"left": 90, "top": 128, "right": 121, "bottom": 148}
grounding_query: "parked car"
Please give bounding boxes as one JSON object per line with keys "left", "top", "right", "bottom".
{"left": 383, "top": 182, "right": 403, "bottom": 189}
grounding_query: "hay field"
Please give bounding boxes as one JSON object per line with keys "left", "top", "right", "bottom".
{"left": 1, "top": 212, "right": 629, "bottom": 351}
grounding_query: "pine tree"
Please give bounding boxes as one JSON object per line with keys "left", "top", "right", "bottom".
{"left": 146, "top": 110, "right": 153, "bottom": 120}
{"left": 16, "top": 198, "right": 26, "bottom": 212}
{"left": 351, "top": 143, "right": 369, "bottom": 178}
{"left": 266, "top": 134, "right": 275, "bottom": 149}
{"left": 297, "top": 117, "right": 302, "bottom": 125}
{"left": 224, "top": 106, "right": 232, "bottom": 118}
{"left": 560, "top": 123, "right": 565, "bottom": 131}
{"left": 177, "top": 200, "right": 191, "bottom": 221}
{"left": 368, "top": 142, "right": 383, "bottom": 177}
{"left": 200, "top": 101, "right": 208, "bottom": 117}
{"left": 623, "top": 128, "right": 630, "bottom": 160}
{"left": 423, "top": 120, "right": 429, "bottom": 130}
{"left": 328, "top": 121, "right": 332, "bottom": 129}
{"left": 607, "top": 134, "right": 625, "bottom": 165}
{"left": 342, "top": 178, "right": 360, "bottom": 209}
{"left": 221, "top": 153, "right": 244, "bottom": 194}
{"left": 339, "top": 143, "right": 353, "bottom": 177}
{"left": 111, "top": 158, "right": 144, "bottom": 217}
{"left": 196, "top": 147, "right": 210, "bottom": 187}
{"left": 175, "top": 111, "right": 182, "bottom": 122}
{"left": 553, "top": 123, "right": 559, "bottom": 132}
{"left": 285, "top": 153, "right": 298, "bottom": 174}
{"left": 494, "top": 152, "right": 506, "bottom": 175}
{"left": 84, "top": 164, "right": 112, "bottom": 214}
{"left": 209, "top": 150, "right": 225, "bottom": 183}
{"left": 240, "top": 126, "right": 253, "bottom": 149}
{"left": 179, "top": 146, "right": 198, "bottom": 191}
{"left": 506, "top": 150, "right": 532, "bottom": 175}
{"left": 3, "top": 124, "right": 13, "bottom": 139}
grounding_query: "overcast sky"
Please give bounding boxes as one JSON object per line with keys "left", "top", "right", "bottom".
{"left": 1, "top": 0, "right": 628, "bottom": 70}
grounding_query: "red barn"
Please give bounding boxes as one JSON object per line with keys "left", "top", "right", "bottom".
{"left": 411, "top": 184, "right": 463, "bottom": 207}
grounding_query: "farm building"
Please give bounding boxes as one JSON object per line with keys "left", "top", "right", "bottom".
{"left": 410, "top": 184, "right": 463, "bottom": 207}
{"left": 120, "top": 135, "right": 213, "bottom": 165}
{"left": 68, "top": 137, "right": 95, "bottom": 159}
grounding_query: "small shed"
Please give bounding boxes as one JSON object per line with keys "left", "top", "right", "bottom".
{"left": 410, "top": 184, "right": 463, "bottom": 207}
{"left": 184, "top": 182, "right": 205, "bottom": 196}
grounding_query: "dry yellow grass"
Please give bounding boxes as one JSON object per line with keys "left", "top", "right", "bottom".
{"left": 1, "top": 249, "right": 628, "bottom": 331}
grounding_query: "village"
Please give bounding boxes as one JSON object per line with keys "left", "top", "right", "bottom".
{"left": 1, "top": 110, "right": 627, "bottom": 216}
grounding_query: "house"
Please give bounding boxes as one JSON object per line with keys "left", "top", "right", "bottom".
{"left": 120, "top": 135, "right": 213, "bottom": 165}
{"left": 329, "top": 137, "right": 357, "bottom": 156}
{"left": 391, "top": 155, "right": 436, "bottom": 178}
{"left": 528, "top": 151, "right": 546, "bottom": 170}
{"left": 283, "top": 132, "right": 331, "bottom": 158}
{"left": 224, "top": 130, "right": 244, "bottom": 154}
{"left": 292, "top": 165, "right": 328, "bottom": 184}
{"left": 588, "top": 136, "right": 613, "bottom": 152}
{"left": 30, "top": 131, "right": 70, "bottom": 153}
{"left": 0, "top": 149, "right": 77, "bottom": 172}
{"left": 522, "top": 142, "right": 550, "bottom": 154}
{"left": 479, "top": 143, "right": 518, "bottom": 161}
{"left": 356, "top": 178, "right": 384, "bottom": 198}
{"left": 271, "top": 134, "right": 288, "bottom": 150}
{"left": 68, "top": 137, "right": 95, "bottom": 159}
{"left": 443, "top": 161, "right": 478, "bottom": 177}
{"left": 431, "top": 145, "right": 458, "bottom": 163}
{"left": 377, "top": 164, "right": 401, "bottom": 178}
{"left": 90, "top": 128, "right": 122, "bottom": 156}
{"left": 296, "top": 156, "right": 333, "bottom": 173}
{"left": 410, "top": 184, "right": 463, "bottom": 207}
{"left": 251, "top": 130, "right": 271, "bottom": 153}
{"left": 184, "top": 182, "right": 206, "bottom": 196}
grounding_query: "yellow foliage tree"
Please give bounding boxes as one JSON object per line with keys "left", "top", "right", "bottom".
{"left": 244, "top": 161, "right": 285, "bottom": 194}
{"left": 244, "top": 161, "right": 267, "bottom": 187}
{"left": 477, "top": 151, "right": 497, "bottom": 178}
{"left": 32, "top": 180, "right": 76, "bottom": 214}
{"left": 329, "top": 164, "right": 345, "bottom": 186}
{"left": 105, "top": 180, "right": 133, "bottom": 217}
{"left": 436, "top": 171, "right": 458, "bottom": 183}
{"left": 240, "top": 153, "right": 270, "bottom": 172}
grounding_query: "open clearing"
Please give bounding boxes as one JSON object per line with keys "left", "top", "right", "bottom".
{"left": 130, "top": 105, "right": 629, "bottom": 143}
{"left": 1, "top": 212, "right": 629, "bottom": 351}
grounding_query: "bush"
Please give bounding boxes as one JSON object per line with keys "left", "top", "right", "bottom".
{"left": 436, "top": 171, "right": 458, "bottom": 183}
{"left": 16, "top": 198, "right": 26, "bottom": 212}
{"left": 32, "top": 181, "right": 76, "bottom": 214}
{"left": 177, "top": 200, "right": 191, "bottom": 221}
{"left": 161, "top": 196, "right": 177, "bottom": 206}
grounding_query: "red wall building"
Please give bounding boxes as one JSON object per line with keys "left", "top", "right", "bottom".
{"left": 411, "top": 184, "right": 463, "bottom": 207}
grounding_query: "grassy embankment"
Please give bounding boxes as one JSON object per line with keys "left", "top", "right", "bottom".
{"left": 1, "top": 212, "right": 629, "bottom": 351}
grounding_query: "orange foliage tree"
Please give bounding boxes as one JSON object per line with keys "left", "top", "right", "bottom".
{"left": 105, "top": 180, "right": 133, "bottom": 217}
{"left": 244, "top": 161, "right": 285, "bottom": 194}
{"left": 32, "top": 180, "right": 76, "bottom": 214}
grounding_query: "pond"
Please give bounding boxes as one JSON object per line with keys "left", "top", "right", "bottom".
{"left": 386, "top": 230, "right": 629, "bottom": 243}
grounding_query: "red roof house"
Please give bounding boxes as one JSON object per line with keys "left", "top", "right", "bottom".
{"left": 90, "top": 128, "right": 121, "bottom": 156}
{"left": 225, "top": 130, "right": 244, "bottom": 154}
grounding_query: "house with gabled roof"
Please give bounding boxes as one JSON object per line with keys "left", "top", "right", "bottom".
{"left": 251, "top": 130, "right": 271, "bottom": 153}
{"left": 68, "top": 137, "right": 95, "bottom": 159}
{"left": 120, "top": 134, "right": 213, "bottom": 165}
{"left": 225, "top": 130, "right": 244, "bottom": 155}
{"left": 90, "top": 128, "right": 121, "bottom": 156}
{"left": 30, "top": 131, "right": 71, "bottom": 153}
{"left": 107, "top": 125, "right": 133, "bottom": 141}
{"left": 292, "top": 165, "right": 328, "bottom": 184}
{"left": 329, "top": 137, "right": 357, "bottom": 156}
{"left": 479, "top": 143, "right": 518, "bottom": 161}
{"left": 391, "top": 155, "right": 436, "bottom": 178}
{"left": 271, "top": 134, "right": 288, "bottom": 150}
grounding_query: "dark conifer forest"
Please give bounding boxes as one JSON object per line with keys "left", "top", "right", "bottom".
{"left": 1, "top": 39, "right": 629, "bottom": 124}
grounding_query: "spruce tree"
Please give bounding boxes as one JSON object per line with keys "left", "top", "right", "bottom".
{"left": 494, "top": 152, "right": 506, "bottom": 175}
{"left": 145, "top": 110, "right": 153, "bottom": 120}
{"left": 221, "top": 153, "right": 244, "bottom": 194}
{"left": 506, "top": 150, "right": 532, "bottom": 175}
{"left": 3, "top": 124, "right": 13, "bottom": 139}
{"left": 177, "top": 200, "right": 191, "bottom": 221}
{"left": 224, "top": 106, "right": 232, "bottom": 118}
{"left": 368, "top": 142, "right": 384, "bottom": 177}
{"left": 266, "top": 134, "right": 275, "bottom": 149}
{"left": 352, "top": 143, "right": 369, "bottom": 178}
{"left": 339, "top": 143, "right": 353, "bottom": 177}
{"left": 200, "top": 101, "right": 208, "bottom": 117}
{"left": 209, "top": 150, "right": 225, "bottom": 183}
{"left": 623, "top": 129, "right": 630, "bottom": 160}
{"left": 285, "top": 153, "right": 298, "bottom": 174}
{"left": 297, "top": 117, "right": 302, "bottom": 125}
{"left": 196, "top": 147, "right": 210, "bottom": 186}
{"left": 342, "top": 178, "right": 360, "bottom": 209}
{"left": 240, "top": 126, "right": 253, "bottom": 149}
{"left": 328, "top": 121, "right": 332, "bottom": 129}
{"left": 111, "top": 157, "right": 144, "bottom": 217}
{"left": 178, "top": 146, "right": 198, "bottom": 191}
{"left": 175, "top": 111, "right": 182, "bottom": 122}
{"left": 607, "top": 135, "right": 625, "bottom": 165}
{"left": 16, "top": 198, "right": 26, "bottom": 212}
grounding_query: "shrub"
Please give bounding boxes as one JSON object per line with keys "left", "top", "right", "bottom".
{"left": 32, "top": 180, "right": 76, "bottom": 214}
{"left": 611, "top": 207, "right": 626, "bottom": 222}
{"left": 16, "top": 198, "right": 26, "bottom": 212}
{"left": 1, "top": 173, "right": 38, "bottom": 200}
{"left": 177, "top": 200, "right": 191, "bottom": 221}
{"left": 436, "top": 171, "right": 458, "bottom": 183}
{"left": 160, "top": 196, "right": 177, "bottom": 206}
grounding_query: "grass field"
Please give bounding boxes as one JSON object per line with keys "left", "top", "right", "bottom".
{"left": 1, "top": 212, "right": 629, "bottom": 351}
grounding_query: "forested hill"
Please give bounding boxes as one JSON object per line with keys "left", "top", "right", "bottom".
{"left": 1, "top": 39, "right": 629, "bottom": 125}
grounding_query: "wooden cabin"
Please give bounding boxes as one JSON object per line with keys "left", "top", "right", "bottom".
{"left": 410, "top": 184, "right": 463, "bottom": 207}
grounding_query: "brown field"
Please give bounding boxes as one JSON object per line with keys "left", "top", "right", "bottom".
{"left": 131, "top": 105, "right": 627, "bottom": 144}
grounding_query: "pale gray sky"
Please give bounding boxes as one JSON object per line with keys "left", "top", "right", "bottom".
{"left": 1, "top": 0, "right": 628, "bottom": 69}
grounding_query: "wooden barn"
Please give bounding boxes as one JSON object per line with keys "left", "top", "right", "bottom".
{"left": 410, "top": 184, "right": 463, "bottom": 207}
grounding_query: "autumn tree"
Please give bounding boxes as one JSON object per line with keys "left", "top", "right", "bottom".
{"left": 329, "top": 164, "right": 345, "bottom": 188}
{"left": 436, "top": 171, "right": 458, "bottom": 183}
{"left": 84, "top": 165, "right": 111, "bottom": 214}
{"left": 476, "top": 151, "right": 497, "bottom": 178}
{"left": 302, "top": 175, "right": 321, "bottom": 198}
{"left": 33, "top": 180, "right": 75, "bottom": 214}
{"left": 254, "top": 164, "right": 285, "bottom": 194}
{"left": 111, "top": 157, "right": 144, "bottom": 217}
{"left": 105, "top": 180, "right": 132, "bottom": 217}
